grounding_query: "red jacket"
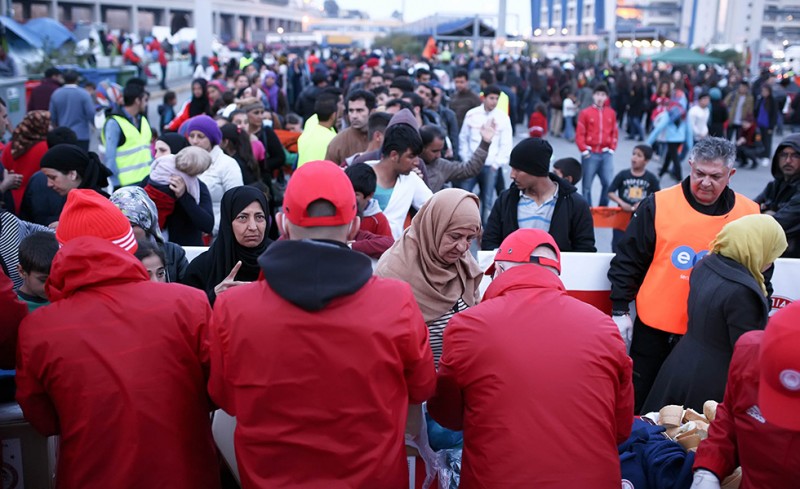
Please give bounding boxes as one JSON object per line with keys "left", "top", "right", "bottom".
{"left": 428, "top": 265, "right": 633, "bottom": 489}
{"left": 0, "top": 270, "right": 26, "bottom": 369}
{"left": 528, "top": 112, "right": 548, "bottom": 138}
{"left": 208, "top": 239, "right": 436, "bottom": 488}
{"left": 694, "top": 323, "right": 800, "bottom": 488}
{"left": 1, "top": 141, "right": 49, "bottom": 213}
{"left": 15, "top": 237, "right": 220, "bottom": 489}
{"left": 576, "top": 105, "right": 618, "bottom": 154}
{"left": 361, "top": 211, "right": 392, "bottom": 238}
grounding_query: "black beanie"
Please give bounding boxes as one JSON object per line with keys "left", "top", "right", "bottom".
{"left": 40, "top": 144, "right": 112, "bottom": 190}
{"left": 509, "top": 138, "right": 553, "bottom": 177}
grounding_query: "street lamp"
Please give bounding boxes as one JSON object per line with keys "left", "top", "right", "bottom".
{"left": 664, "top": 40, "right": 675, "bottom": 48}
{"left": 533, "top": 28, "right": 542, "bottom": 37}
{"left": 652, "top": 40, "right": 662, "bottom": 48}
{"left": 561, "top": 27, "right": 568, "bottom": 35}
{"left": 277, "top": 26, "right": 285, "bottom": 34}
{"left": 547, "top": 27, "right": 556, "bottom": 36}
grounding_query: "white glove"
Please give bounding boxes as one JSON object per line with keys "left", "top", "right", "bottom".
{"left": 612, "top": 314, "right": 633, "bottom": 352}
{"left": 691, "top": 469, "right": 721, "bottom": 489}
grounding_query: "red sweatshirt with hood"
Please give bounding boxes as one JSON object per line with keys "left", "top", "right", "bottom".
{"left": 15, "top": 237, "right": 220, "bottom": 489}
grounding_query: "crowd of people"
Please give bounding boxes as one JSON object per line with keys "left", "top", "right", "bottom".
{"left": 0, "top": 46, "right": 799, "bottom": 488}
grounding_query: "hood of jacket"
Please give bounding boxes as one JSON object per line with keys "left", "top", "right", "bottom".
{"left": 771, "top": 133, "right": 800, "bottom": 181}
{"left": 483, "top": 262, "right": 565, "bottom": 301}
{"left": 46, "top": 236, "right": 150, "bottom": 302}
{"left": 259, "top": 239, "right": 373, "bottom": 311}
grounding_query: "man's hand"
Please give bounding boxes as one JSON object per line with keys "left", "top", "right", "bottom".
{"left": 0, "top": 169, "right": 23, "bottom": 192}
{"left": 612, "top": 313, "right": 633, "bottom": 352}
{"left": 480, "top": 119, "right": 497, "bottom": 143}
{"left": 169, "top": 175, "right": 187, "bottom": 199}
{"left": 214, "top": 261, "right": 250, "bottom": 296}
{"left": 690, "top": 470, "right": 721, "bottom": 489}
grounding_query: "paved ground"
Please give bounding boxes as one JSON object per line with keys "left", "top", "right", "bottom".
{"left": 147, "top": 82, "right": 782, "bottom": 252}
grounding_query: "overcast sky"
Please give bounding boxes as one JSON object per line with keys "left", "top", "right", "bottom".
{"left": 337, "top": 0, "right": 532, "bottom": 34}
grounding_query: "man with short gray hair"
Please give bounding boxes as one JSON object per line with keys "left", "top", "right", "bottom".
{"left": 608, "top": 136, "right": 760, "bottom": 413}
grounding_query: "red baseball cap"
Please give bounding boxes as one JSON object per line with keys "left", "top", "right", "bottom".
{"left": 758, "top": 302, "right": 800, "bottom": 431}
{"left": 283, "top": 160, "right": 357, "bottom": 227}
{"left": 484, "top": 229, "right": 561, "bottom": 276}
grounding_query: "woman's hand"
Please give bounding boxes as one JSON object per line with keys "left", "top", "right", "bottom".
{"left": 0, "top": 169, "right": 22, "bottom": 192}
{"left": 214, "top": 261, "right": 250, "bottom": 296}
{"left": 169, "top": 175, "right": 187, "bottom": 198}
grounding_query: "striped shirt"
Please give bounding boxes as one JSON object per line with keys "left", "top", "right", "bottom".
{"left": 517, "top": 184, "right": 558, "bottom": 232}
{"left": 427, "top": 298, "right": 470, "bottom": 369}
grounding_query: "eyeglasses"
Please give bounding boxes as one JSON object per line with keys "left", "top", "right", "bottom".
{"left": 778, "top": 152, "right": 800, "bottom": 162}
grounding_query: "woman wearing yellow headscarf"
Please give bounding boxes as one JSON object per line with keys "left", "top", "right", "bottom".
{"left": 643, "top": 214, "right": 787, "bottom": 413}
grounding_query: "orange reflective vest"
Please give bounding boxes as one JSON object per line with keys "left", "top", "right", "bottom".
{"left": 636, "top": 184, "right": 759, "bottom": 334}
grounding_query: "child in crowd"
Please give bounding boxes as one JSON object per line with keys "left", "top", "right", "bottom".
{"left": 344, "top": 163, "right": 394, "bottom": 259}
{"left": 553, "top": 157, "right": 582, "bottom": 186}
{"left": 15, "top": 231, "right": 59, "bottom": 312}
{"left": 145, "top": 146, "right": 212, "bottom": 229}
{"left": 134, "top": 240, "right": 168, "bottom": 283}
{"left": 528, "top": 103, "right": 548, "bottom": 138}
{"left": 158, "top": 91, "right": 177, "bottom": 130}
{"left": 562, "top": 91, "right": 578, "bottom": 142}
{"left": 608, "top": 144, "right": 661, "bottom": 252}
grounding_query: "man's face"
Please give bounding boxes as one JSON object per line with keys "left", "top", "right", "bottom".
{"left": 778, "top": 147, "right": 800, "bottom": 180}
{"left": 593, "top": 91, "right": 608, "bottom": 107}
{"left": 393, "top": 148, "right": 419, "bottom": 175}
{"left": 421, "top": 137, "right": 445, "bottom": 164}
{"left": 347, "top": 99, "right": 370, "bottom": 131}
{"left": 415, "top": 85, "right": 432, "bottom": 108}
{"left": 0, "top": 104, "right": 7, "bottom": 135}
{"left": 738, "top": 84, "right": 748, "bottom": 95}
{"left": 389, "top": 86, "right": 404, "bottom": 99}
{"left": 368, "top": 75, "right": 383, "bottom": 90}
{"left": 355, "top": 191, "right": 369, "bottom": 213}
{"left": 698, "top": 96, "right": 710, "bottom": 108}
{"left": 483, "top": 94, "right": 499, "bottom": 112}
{"left": 376, "top": 92, "right": 390, "bottom": 107}
{"left": 631, "top": 148, "right": 647, "bottom": 171}
{"left": 689, "top": 158, "right": 735, "bottom": 205}
{"left": 454, "top": 76, "right": 469, "bottom": 93}
{"left": 20, "top": 269, "right": 49, "bottom": 299}
{"left": 361, "top": 67, "right": 373, "bottom": 82}
{"left": 510, "top": 167, "right": 539, "bottom": 192}
{"left": 418, "top": 73, "right": 431, "bottom": 83}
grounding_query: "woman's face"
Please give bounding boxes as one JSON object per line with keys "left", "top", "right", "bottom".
{"left": 141, "top": 254, "right": 167, "bottom": 283}
{"left": 247, "top": 108, "right": 264, "bottom": 127}
{"left": 265, "top": 76, "right": 275, "bottom": 87}
{"left": 188, "top": 130, "right": 212, "bottom": 151}
{"left": 208, "top": 86, "right": 220, "bottom": 102}
{"left": 232, "top": 201, "right": 267, "bottom": 248}
{"left": 42, "top": 168, "right": 80, "bottom": 196}
{"left": 154, "top": 140, "right": 171, "bottom": 158}
{"left": 232, "top": 113, "right": 249, "bottom": 132}
{"left": 192, "top": 83, "right": 204, "bottom": 99}
{"left": 437, "top": 226, "right": 478, "bottom": 265}
{"left": 235, "top": 75, "right": 249, "bottom": 90}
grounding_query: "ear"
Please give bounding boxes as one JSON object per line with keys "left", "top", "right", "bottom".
{"left": 276, "top": 212, "right": 291, "bottom": 239}
{"left": 347, "top": 217, "right": 361, "bottom": 241}
{"left": 16, "top": 263, "right": 26, "bottom": 278}
{"left": 69, "top": 170, "right": 79, "bottom": 181}
{"left": 728, "top": 168, "right": 736, "bottom": 178}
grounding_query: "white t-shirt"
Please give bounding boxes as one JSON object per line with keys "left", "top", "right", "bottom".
{"left": 366, "top": 162, "right": 432, "bottom": 239}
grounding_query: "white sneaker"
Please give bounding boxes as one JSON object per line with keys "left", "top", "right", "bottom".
{"left": 761, "top": 157, "right": 770, "bottom": 167}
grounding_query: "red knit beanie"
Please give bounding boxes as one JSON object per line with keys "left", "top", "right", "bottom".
{"left": 56, "top": 189, "right": 138, "bottom": 253}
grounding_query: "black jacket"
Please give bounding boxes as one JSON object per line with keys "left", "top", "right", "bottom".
{"left": 18, "top": 171, "right": 66, "bottom": 226}
{"left": 642, "top": 253, "right": 769, "bottom": 413}
{"left": 482, "top": 174, "right": 596, "bottom": 252}
{"left": 755, "top": 134, "right": 800, "bottom": 257}
{"left": 161, "top": 241, "right": 189, "bottom": 283}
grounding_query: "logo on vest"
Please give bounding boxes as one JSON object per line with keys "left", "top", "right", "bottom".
{"left": 670, "top": 246, "right": 709, "bottom": 271}
{"left": 746, "top": 405, "right": 766, "bottom": 424}
{"left": 769, "top": 296, "right": 794, "bottom": 316}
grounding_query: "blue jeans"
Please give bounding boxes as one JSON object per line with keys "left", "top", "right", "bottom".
{"left": 582, "top": 152, "right": 614, "bottom": 207}
{"left": 457, "top": 165, "right": 497, "bottom": 223}
{"left": 563, "top": 116, "right": 575, "bottom": 141}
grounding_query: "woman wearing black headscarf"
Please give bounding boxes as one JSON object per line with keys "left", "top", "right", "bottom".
{"left": 38, "top": 144, "right": 112, "bottom": 198}
{"left": 166, "top": 78, "right": 211, "bottom": 132}
{"left": 154, "top": 132, "right": 191, "bottom": 158}
{"left": 182, "top": 186, "right": 272, "bottom": 304}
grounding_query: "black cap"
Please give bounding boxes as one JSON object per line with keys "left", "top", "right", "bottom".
{"left": 510, "top": 138, "right": 553, "bottom": 177}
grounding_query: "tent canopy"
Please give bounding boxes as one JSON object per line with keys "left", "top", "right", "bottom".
{"left": 637, "top": 47, "right": 722, "bottom": 65}
{"left": 25, "top": 18, "right": 76, "bottom": 48}
{"left": 0, "top": 16, "right": 43, "bottom": 50}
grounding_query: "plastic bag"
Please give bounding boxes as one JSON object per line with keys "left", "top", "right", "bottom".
{"left": 436, "top": 448, "right": 462, "bottom": 489}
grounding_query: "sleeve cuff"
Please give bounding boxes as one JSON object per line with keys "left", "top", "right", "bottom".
{"left": 612, "top": 300, "right": 630, "bottom": 313}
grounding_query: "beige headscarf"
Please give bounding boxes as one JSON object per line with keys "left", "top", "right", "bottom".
{"left": 709, "top": 214, "right": 788, "bottom": 296}
{"left": 375, "top": 188, "right": 483, "bottom": 322}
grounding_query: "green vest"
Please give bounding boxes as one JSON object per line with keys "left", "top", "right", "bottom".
{"left": 102, "top": 115, "right": 152, "bottom": 186}
{"left": 239, "top": 56, "right": 254, "bottom": 70}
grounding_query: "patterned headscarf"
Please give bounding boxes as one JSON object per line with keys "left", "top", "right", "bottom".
{"left": 110, "top": 186, "right": 164, "bottom": 244}
{"left": 11, "top": 110, "right": 50, "bottom": 159}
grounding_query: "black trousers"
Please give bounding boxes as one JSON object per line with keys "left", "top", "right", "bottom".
{"left": 630, "top": 316, "right": 682, "bottom": 414}
{"left": 659, "top": 142, "right": 683, "bottom": 180}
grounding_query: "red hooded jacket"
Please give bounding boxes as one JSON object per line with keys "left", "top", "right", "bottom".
{"left": 694, "top": 323, "right": 800, "bottom": 488}
{"left": 576, "top": 104, "right": 619, "bottom": 154}
{"left": 0, "top": 270, "right": 26, "bottom": 369}
{"left": 15, "top": 237, "right": 220, "bottom": 489}
{"left": 208, "top": 239, "right": 436, "bottom": 489}
{"left": 428, "top": 265, "right": 633, "bottom": 489}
